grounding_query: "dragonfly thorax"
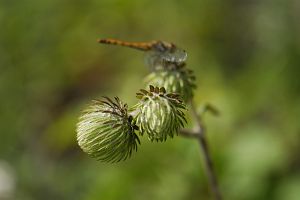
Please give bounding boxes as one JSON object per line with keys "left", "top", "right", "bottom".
{"left": 146, "top": 40, "right": 187, "bottom": 70}
{"left": 151, "top": 41, "right": 176, "bottom": 52}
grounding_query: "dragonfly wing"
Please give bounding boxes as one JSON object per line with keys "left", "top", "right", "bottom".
{"left": 144, "top": 47, "right": 187, "bottom": 70}
{"left": 162, "top": 48, "right": 187, "bottom": 63}
{"left": 144, "top": 51, "right": 165, "bottom": 70}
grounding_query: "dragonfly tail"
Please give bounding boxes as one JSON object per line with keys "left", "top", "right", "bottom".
{"left": 98, "top": 38, "right": 155, "bottom": 51}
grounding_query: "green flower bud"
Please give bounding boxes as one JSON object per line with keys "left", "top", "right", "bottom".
{"left": 76, "top": 97, "right": 140, "bottom": 163}
{"left": 134, "top": 86, "right": 187, "bottom": 142}
{"left": 145, "top": 63, "right": 196, "bottom": 102}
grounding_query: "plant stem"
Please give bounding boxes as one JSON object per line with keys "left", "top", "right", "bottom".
{"left": 180, "top": 100, "right": 222, "bottom": 200}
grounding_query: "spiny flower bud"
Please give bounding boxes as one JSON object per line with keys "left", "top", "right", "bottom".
{"left": 76, "top": 97, "right": 140, "bottom": 163}
{"left": 134, "top": 85, "right": 187, "bottom": 142}
{"left": 145, "top": 63, "right": 196, "bottom": 102}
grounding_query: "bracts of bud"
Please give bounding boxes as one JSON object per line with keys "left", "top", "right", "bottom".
{"left": 76, "top": 97, "right": 140, "bottom": 163}
{"left": 134, "top": 85, "right": 187, "bottom": 142}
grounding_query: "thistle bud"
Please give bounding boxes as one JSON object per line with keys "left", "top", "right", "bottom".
{"left": 135, "top": 86, "right": 187, "bottom": 142}
{"left": 76, "top": 97, "right": 140, "bottom": 163}
{"left": 145, "top": 64, "right": 196, "bottom": 102}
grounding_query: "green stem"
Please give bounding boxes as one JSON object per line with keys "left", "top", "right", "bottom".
{"left": 180, "top": 100, "right": 222, "bottom": 200}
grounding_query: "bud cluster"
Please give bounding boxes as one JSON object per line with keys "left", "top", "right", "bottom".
{"left": 76, "top": 40, "right": 196, "bottom": 162}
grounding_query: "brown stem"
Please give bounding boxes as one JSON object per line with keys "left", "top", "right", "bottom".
{"left": 180, "top": 100, "right": 222, "bottom": 200}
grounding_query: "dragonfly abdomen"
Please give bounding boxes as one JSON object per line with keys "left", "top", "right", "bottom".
{"left": 98, "top": 38, "right": 157, "bottom": 51}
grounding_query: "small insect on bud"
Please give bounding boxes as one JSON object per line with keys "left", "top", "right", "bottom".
{"left": 135, "top": 85, "right": 187, "bottom": 142}
{"left": 76, "top": 97, "right": 140, "bottom": 163}
{"left": 145, "top": 64, "right": 196, "bottom": 102}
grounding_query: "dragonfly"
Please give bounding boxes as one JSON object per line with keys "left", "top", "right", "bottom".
{"left": 98, "top": 38, "right": 187, "bottom": 69}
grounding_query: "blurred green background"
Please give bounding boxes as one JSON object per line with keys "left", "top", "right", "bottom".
{"left": 1, "top": 0, "right": 300, "bottom": 199}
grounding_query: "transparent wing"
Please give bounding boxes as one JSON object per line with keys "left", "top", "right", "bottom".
{"left": 161, "top": 48, "right": 187, "bottom": 63}
{"left": 144, "top": 48, "right": 187, "bottom": 70}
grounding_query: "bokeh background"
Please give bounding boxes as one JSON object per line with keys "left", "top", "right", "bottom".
{"left": 1, "top": 0, "right": 300, "bottom": 199}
